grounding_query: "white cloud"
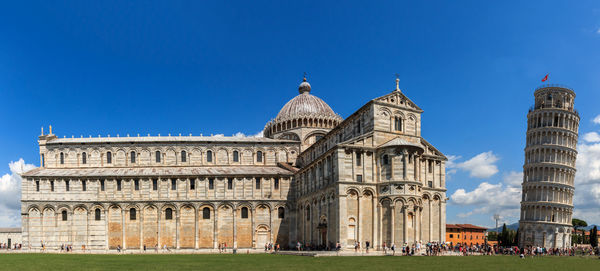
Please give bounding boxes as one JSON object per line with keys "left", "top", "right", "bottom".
{"left": 233, "top": 131, "right": 264, "bottom": 138}
{"left": 594, "top": 114, "right": 600, "bottom": 124}
{"left": 583, "top": 132, "right": 600, "bottom": 143}
{"left": 0, "top": 158, "right": 35, "bottom": 227}
{"left": 448, "top": 151, "right": 499, "bottom": 179}
{"left": 450, "top": 171, "right": 522, "bottom": 221}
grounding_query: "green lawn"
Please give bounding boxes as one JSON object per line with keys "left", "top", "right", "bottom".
{"left": 0, "top": 254, "right": 598, "bottom": 271}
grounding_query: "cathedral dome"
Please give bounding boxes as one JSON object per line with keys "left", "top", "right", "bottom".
{"left": 275, "top": 80, "right": 337, "bottom": 122}
{"left": 264, "top": 77, "right": 342, "bottom": 139}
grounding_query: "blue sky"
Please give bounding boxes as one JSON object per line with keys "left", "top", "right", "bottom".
{"left": 1, "top": 1, "right": 600, "bottom": 227}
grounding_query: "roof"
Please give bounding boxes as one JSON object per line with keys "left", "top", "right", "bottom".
{"left": 379, "top": 137, "right": 424, "bottom": 150}
{"left": 44, "top": 135, "right": 296, "bottom": 145}
{"left": 446, "top": 224, "right": 487, "bottom": 230}
{"left": 275, "top": 92, "right": 341, "bottom": 122}
{"left": 21, "top": 166, "right": 294, "bottom": 178}
{"left": 0, "top": 228, "right": 21, "bottom": 233}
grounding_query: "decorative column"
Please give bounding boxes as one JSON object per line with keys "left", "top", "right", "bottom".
{"left": 403, "top": 206, "right": 408, "bottom": 245}
{"left": 390, "top": 205, "right": 395, "bottom": 245}
{"left": 176, "top": 208, "right": 180, "bottom": 249}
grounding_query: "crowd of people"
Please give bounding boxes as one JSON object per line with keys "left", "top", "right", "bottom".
{"left": 0, "top": 243, "right": 22, "bottom": 250}
{"left": 288, "top": 239, "right": 600, "bottom": 257}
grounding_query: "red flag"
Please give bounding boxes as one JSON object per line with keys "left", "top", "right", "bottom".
{"left": 541, "top": 74, "right": 548, "bottom": 82}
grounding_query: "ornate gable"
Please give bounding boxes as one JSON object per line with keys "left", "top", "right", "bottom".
{"left": 374, "top": 90, "right": 423, "bottom": 112}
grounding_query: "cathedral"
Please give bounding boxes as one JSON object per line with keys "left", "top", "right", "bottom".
{"left": 20, "top": 77, "right": 447, "bottom": 251}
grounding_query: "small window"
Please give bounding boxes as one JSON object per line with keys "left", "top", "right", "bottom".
{"left": 171, "top": 179, "right": 177, "bottom": 190}
{"left": 241, "top": 207, "right": 249, "bottom": 219}
{"left": 233, "top": 151, "right": 239, "bottom": 162}
{"left": 202, "top": 207, "right": 210, "bottom": 219}
{"left": 306, "top": 206, "right": 310, "bottom": 221}
{"left": 134, "top": 179, "right": 139, "bottom": 191}
{"left": 61, "top": 210, "right": 67, "bottom": 221}
{"left": 41, "top": 154, "right": 45, "bottom": 167}
{"left": 227, "top": 178, "right": 233, "bottom": 190}
{"left": 190, "top": 179, "right": 195, "bottom": 190}
{"left": 82, "top": 180, "right": 86, "bottom": 191}
{"left": 428, "top": 181, "right": 433, "bottom": 188}
{"left": 130, "top": 208, "right": 136, "bottom": 220}
{"left": 256, "top": 151, "right": 263, "bottom": 163}
{"left": 165, "top": 208, "right": 173, "bottom": 220}
{"left": 116, "top": 179, "right": 122, "bottom": 191}
{"left": 181, "top": 150, "right": 187, "bottom": 162}
{"left": 152, "top": 179, "right": 158, "bottom": 191}
{"left": 207, "top": 150, "right": 213, "bottom": 162}
{"left": 131, "top": 151, "right": 136, "bottom": 163}
{"left": 35, "top": 180, "right": 40, "bottom": 192}
{"left": 255, "top": 178, "right": 261, "bottom": 189}
{"left": 356, "top": 174, "right": 363, "bottom": 183}
{"left": 429, "top": 161, "right": 433, "bottom": 173}
{"left": 208, "top": 178, "right": 214, "bottom": 190}
{"left": 382, "top": 155, "right": 389, "bottom": 165}
{"left": 274, "top": 178, "right": 279, "bottom": 190}
{"left": 155, "top": 151, "right": 161, "bottom": 163}
{"left": 50, "top": 180, "right": 54, "bottom": 192}
{"left": 278, "top": 207, "right": 285, "bottom": 219}
{"left": 100, "top": 179, "right": 105, "bottom": 191}
{"left": 95, "top": 208, "right": 101, "bottom": 221}
{"left": 450, "top": 234, "right": 454, "bottom": 238}
{"left": 394, "top": 117, "right": 403, "bottom": 131}
{"left": 60, "top": 152, "right": 64, "bottom": 165}
{"left": 82, "top": 152, "right": 87, "bottom": 164}
{"left": 106, "top": 152, "right": 112, "bottom": 164}
{"left": 356, "top": 152, "right": 361, "bottom": 166}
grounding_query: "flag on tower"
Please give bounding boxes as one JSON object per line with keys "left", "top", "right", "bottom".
{"left": 541, "top": 74, "right": 549, "bottom": 82}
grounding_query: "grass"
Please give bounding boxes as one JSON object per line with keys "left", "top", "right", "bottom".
{"left": 0, "top": 253, "right": 598, "bottom": 271}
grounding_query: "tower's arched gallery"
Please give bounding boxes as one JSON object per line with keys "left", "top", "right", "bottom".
{"left": 21, "top": 77, "right": 447, "bottom": 251}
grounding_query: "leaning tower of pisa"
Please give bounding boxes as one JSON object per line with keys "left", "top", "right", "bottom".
{"left": 519, "top": 85, "right": 579, "bottom": 249}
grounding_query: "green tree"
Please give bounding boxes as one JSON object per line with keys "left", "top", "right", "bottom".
{"left": 591, "top": 226, "right": 598, "bottom": 248}
{"left": 500, "top": 224, "right": 508, "bottom": 247}
{"left": 572, "top": 218, "right": 588, "bottom": 244}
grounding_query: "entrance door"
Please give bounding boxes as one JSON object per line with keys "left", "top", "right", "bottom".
{"left": 320, "top": 229, "right": 327, "bottom": 246}
{"left": 8, "top": 238, "right": 11, "bottom": 249}
{"left": 256, "top": 226, "right": 270, "bottom": 248}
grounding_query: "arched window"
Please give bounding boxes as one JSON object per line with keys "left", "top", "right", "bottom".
{"left": 382, "top": 155, "right": 389, "bottom": 165}
{"left": 61, "top": 210, "right": 67, "bottom": 221}
{"left": 181, "top": 150, "right": 187, "bottom": 162}
{"left": 130, "top": 208, "right": 136, "bottom": 220}
{"left": 165, "top": 208, "right": 173, "bottom": 220}
{"left": 60, "top": 152, "right": 64, "bottom": 165}
{"left": 206, "top": 150, "right": 213, "bottom": 162}
{"left": 278, "top": 207, "right": 285, "bottom": 219}
{"left": 306, "top": 206, "right": 310, "bottom": 221}
{"left": 241, "top": 207, "right": 249, "bottom": 219}
{"left": 394, "top": 117, "right": 403, "bottom": 131}
{"left": 131, "top": 151, "right": 136, "bottom": 163}
{"left": 171, "top": 179, "right": 177, "bottom": 190}
{"left": 155, "top": 151, "right": 161, "bottom": 163}
{"left": 233, "top": 151, "right": 239, "bottom": 162}
{"left": 82, "top": 152, "right": 87, "bottom": 164}
{"left": 256, "top": 151, "right": 263, "bottom": 163}
{"left": 106, "top": 152, "right": 112, "bottom": 164}
{"left": 202, "top": 207, "right": 210, "bottom": 219}
{"left": 95, "top": 208, "right": 101, "bottom": 221}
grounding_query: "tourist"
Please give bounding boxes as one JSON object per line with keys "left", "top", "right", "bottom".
{"left": 365, "top": 241, "right": 370, "bottom": 253}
